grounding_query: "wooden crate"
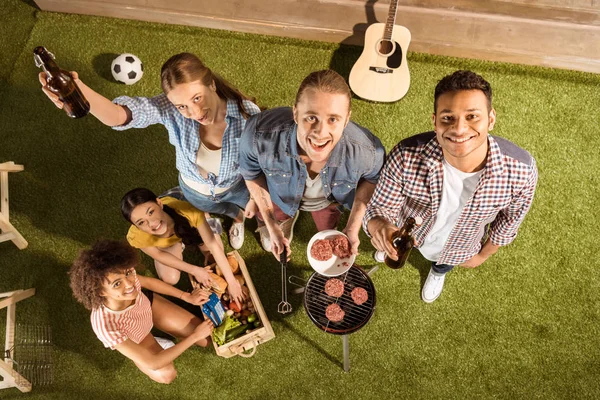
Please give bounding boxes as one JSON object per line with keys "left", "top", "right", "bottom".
{"left": 190, "top": 250, "right": 275, "bottom": 358}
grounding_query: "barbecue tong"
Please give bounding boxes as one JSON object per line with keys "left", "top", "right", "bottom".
{"left": 278, "top": 248, "right": 292, "bottom": 314}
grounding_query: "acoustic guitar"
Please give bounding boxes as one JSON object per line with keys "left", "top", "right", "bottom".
{"left": 349, "top": 0, "right": 411, "bottom": 102}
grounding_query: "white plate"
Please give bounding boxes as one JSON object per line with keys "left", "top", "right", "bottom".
{"left": 306, "top": 230, "right": 355, "bottom": 277}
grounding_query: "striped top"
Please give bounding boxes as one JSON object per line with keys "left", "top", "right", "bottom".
{"left": 90, "top": 274, "right": 153, "bottom": 349}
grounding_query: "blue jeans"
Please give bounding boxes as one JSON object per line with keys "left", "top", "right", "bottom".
{"left": 178, "top": 176, "right": 250, "bottom": 220}
{"left": 432, "top": 262, "right": 454, "bottom": 274}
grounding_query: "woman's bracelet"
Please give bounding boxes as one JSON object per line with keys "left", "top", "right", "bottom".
{"left": 179, "top": 291, "right": 186, "bottom": 299}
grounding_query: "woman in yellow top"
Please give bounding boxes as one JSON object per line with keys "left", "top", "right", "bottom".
{"left": 122, "top": 187, "right": 244, "bottom": 305}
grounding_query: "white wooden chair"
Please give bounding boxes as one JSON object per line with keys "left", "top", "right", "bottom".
{"left": 0, "top": 289, "right": 36, "bottom": 392}
{"left": 0, "top": 162, "right": 27, "bottom": 249}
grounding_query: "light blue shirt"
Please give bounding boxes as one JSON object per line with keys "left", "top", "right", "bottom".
{"left": 113, "top": 94, "right": 260, "bottom": 193}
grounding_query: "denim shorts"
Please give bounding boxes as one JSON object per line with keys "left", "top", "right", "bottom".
{"left": 178, "top": 176, "right": 250, "bottom": 220}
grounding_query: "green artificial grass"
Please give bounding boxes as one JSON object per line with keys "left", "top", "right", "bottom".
{"left": 1, "top": 1, "right": 600, "bottom": 399}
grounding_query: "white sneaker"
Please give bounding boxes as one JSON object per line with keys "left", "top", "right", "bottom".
{"left": 421, "top": 268, "right": 446, "bottom": 303}
{"left": 154, "top": 336, "right": 175, "bottom": 350}
{"left": 229, "top": 219, "right": 245, "bottom": 250}
{"left": 256, "top": 226, "right": 272, "bottom": 252}
{"left": 374, "top": 251, "right": 386, "bottom": 263}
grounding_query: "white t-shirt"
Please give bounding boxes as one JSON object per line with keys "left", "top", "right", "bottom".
{"left": 181, "top": 140, "right": 229, "bottom": 195}
{"left": 300, "top": 173, "right": 331, "bottom": 212}
{"left": 419, "top": 159, "right": 484, "bottom": 262}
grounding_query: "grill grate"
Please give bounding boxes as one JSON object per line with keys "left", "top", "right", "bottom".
{"left": 304, "top": 265, "right": 376, "bottom": 335}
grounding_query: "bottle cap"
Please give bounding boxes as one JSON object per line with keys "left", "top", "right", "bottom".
{"left": 414, "top": 216, "right": 423, "bottom": 225}
{"left": 374, "top": 251, "right": 386, "bottom": 263}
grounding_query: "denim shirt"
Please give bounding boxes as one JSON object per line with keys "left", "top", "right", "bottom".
{"left": 239, "top": 107, "right": 385, "bottom": 217}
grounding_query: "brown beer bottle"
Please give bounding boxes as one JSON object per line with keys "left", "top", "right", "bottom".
{"left": 34, "top": 46, "right": 90, "bottom": 119}
{"left": 384, "top": 216, "right": 422, "bottom": 269}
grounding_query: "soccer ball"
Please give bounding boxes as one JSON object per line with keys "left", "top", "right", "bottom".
{"left": 111, "top": 53, "right": 144, "bottom": 85}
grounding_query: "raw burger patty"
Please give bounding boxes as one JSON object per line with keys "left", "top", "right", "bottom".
{"left": 324, "top": 278, "right": 344, "bottom": 297}
{"left": 351, "top": 287, "right": 368, "bottom": 305}
{"left": 325, "top": 303, "right": 345, "bottom": 322}
{"left": 311, "top": 239, "right": 333, "bottom": 261}
{"left": 330, "top": 235, "right": 352, "bottom": 259}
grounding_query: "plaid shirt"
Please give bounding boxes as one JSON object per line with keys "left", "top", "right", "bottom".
{"left": 112, "top": 94, "right": 260, "bottom": 193}
{"left": 364, "top": 131, "right": 538, "bottom": 266}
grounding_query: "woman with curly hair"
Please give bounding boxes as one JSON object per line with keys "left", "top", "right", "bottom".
{"left": 69, "top": 239, "right": 213, "bottom": 384}
{"left": 121, "top": 187, "right": 245, "bottom": 306}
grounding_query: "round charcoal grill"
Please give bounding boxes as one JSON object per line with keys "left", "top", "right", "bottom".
{"left": 298, "top": 265, "right": 377, "bottom": 372}
{"left": 304, "top": 265, "right": 376, "bottom": 334}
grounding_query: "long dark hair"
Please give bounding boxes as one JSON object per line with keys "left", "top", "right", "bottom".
{"left": 160, "top": 52, "right": 256, "bottom": 119}
{"left": 121, "top": 188, "right": 203, "bottom": 247}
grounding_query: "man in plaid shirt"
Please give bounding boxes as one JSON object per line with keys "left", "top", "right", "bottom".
{"left": 364, "top": 70, "right": 538, "bottom": 303}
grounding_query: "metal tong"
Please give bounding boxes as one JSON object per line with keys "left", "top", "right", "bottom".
{"left": 278, "top": 248, "right": 292, "bottom": 314}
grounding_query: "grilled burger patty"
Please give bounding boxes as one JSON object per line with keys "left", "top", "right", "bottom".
{"left": 350, "top": 287, "right": 368, "bottom": 305}
{"left": 325, "top": 303, "right": 345, "bottom": 322}
{"left": 324, "top": 278, "right": 344, "bottom": 297}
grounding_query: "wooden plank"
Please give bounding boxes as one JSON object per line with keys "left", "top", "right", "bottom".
{"left": 0, "top": 289, "right": 35, "bottom": 311}
{"left": 0, "top": 359, "right": 32, "bottom": 392}
{"left": 1, "top": 172, "right": 8, "bottom": 218}
{"left": 32, "top": 0, "right": 600, "bottom": 73}
{"left": 335, "top": 0, "right": 600, "bottom": 25}
{"left": 0, "top": 162, "right": 23, "bottom": 218}
{"left": 4, "top": 304, "right": 16, "bottom": 366}
{"left": 0, "top": 162, "right": 24, "bottom": 173}
{"left": 0, "top": 232, "right": 16, "bottom": 242}
{"left": 0, "top": 213, "right": 28, "bottom": 250}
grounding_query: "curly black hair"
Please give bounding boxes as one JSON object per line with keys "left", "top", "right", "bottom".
{"left": 121, "top": 188, "right": 203, "bottom": 247}
{"left": 434, "top": 70, "right": 492, "bottom": 113}
{"left": 69, "top": 239, "right": 139, "bottom": 310}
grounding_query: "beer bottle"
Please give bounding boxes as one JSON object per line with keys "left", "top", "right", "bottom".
{"left": 34, "top": 46, "right": 90, "bottom": 119}
{"left": 377, "top": 216, "right": 422, "bottom": 269}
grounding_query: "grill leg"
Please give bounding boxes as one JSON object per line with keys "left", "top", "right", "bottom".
{"left": 342, "top": 334, "right": 350, "bottom": 372}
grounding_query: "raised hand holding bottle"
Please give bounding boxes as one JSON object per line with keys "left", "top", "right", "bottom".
{"left": 34, "top": 46, "right": 90, "bottom": 118}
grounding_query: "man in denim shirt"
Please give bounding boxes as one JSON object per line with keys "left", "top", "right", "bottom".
{"left": 239, "top": 70, "right": 385, "bottom": 260}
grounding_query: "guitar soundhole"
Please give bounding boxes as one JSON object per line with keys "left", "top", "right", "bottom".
{"left": 386, "top": 41, "right": 403, "bottom": 69}
{"left": 378, "top": 40, "right": 395, "bottom": 57}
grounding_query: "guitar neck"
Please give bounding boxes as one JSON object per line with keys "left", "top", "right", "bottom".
{"left": 383, "top": 0, "right": 400, "bottom": 41}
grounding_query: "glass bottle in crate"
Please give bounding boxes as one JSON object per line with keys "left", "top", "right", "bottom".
{"left": 34, "top": 46, "right": 90, "bottom": 118}
{"left": 375, "top": 216, "right": 422, "bottom": 269}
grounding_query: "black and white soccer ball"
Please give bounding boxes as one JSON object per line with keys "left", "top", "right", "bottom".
{"left": 111, "top": 53, "right": 144, "bottom": 85}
